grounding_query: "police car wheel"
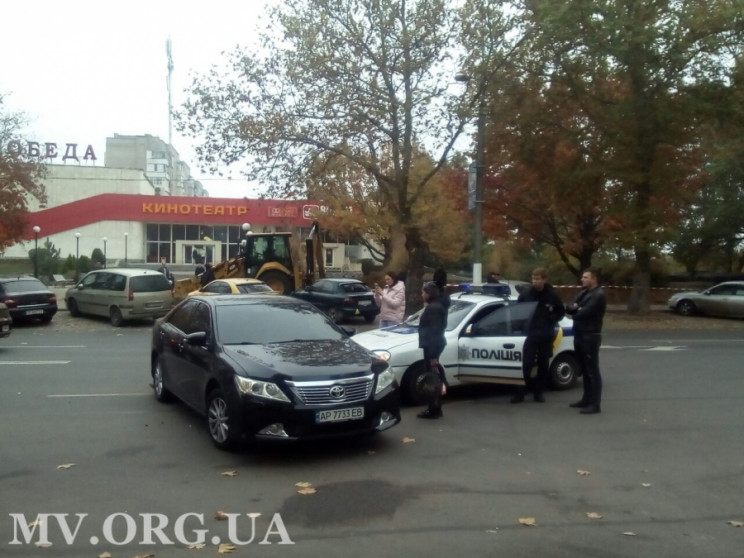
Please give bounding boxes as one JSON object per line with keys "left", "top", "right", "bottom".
{"left": 403, "top": 363, "right": 431, "bottom": 406}
{"left": 549, "top": 353, "right": 578, "bottom": 390}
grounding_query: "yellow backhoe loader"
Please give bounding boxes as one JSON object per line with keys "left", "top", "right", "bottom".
{"left": 172, "top": 222, "right": 325, "bottom": 299}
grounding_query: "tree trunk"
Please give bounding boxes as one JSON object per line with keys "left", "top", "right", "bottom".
{"left": 404, "top": 228, "right": 427, "bottom": 316}
{"left": 627, "top": 247, "right": 651, "bottom": 314}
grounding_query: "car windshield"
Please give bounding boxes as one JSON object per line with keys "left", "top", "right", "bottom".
{"left": 130, "top": 275, "right": 171, "bottom": 292}
{"left": 1, "top": 279, "right": 47, "bottom": 293}
{"left": 236, "top": 283, "right": 275, "bottom": 294}
{"left": 404, "top": 299, "right": 476, "bottom": 331}
{"left": 216, "top": 301, "right": 345, "bottom": 344}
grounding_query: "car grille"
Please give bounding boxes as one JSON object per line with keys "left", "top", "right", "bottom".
{"left": 287, "top": 375, "right": 374, "bottom": 406}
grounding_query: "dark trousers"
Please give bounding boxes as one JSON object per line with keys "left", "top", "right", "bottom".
{"left": 575, "top": 333, "right": 602, "bottom": 406}
{"left": 519, "top": 334, "right": 553, "bottom": 395}
{"left": 423, "top": 346, "right": 445, "bottom": 411}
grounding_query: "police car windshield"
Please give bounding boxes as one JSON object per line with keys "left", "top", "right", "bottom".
{"left": 404, "top": 299, "right": 476, "bottom": 331}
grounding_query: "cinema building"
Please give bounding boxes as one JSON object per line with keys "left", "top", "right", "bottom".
{"left": 6, "top": 134, "right": 363, "bottom": 272}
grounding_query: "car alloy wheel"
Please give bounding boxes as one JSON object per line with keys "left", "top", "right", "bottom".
{"left": 152, "top": 359, "right": 173, "bottom": 403}
{"left": 207, "top": 389, "right": 236, "bottom": 451}
{"left": 677, "top": 300, "right": 696, "bottom": 316}
{"left": 110, "top": 307, "right": 124, "bottom": 327}
{"left": 68, "top": 298, "right": 81, "bottom": 317}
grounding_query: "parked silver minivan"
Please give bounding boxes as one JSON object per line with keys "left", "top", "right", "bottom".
{"left": 65, "top": 269, "right": 175, "bottom": 326}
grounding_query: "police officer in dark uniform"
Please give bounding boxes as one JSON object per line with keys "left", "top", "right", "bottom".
{"left": 512, "top": 267, "right": 565, "bottom": 403}
{"left": 565, "top": 267, "right": 606, "bottom": 414}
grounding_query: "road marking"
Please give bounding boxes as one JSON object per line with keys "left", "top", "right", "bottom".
{"left": 0, "top": 361, "right": 71, "bottom": 365}
{"left": 3, "top": 345, "right": 87, "bottom": 349}
{"left": 603, "top": 345, "right": 687, "bottom": 351}
{"left": 47, "top": 393, "right": 150, "bottom": 398}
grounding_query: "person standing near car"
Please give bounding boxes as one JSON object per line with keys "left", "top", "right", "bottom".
{"left": 512, "top": 267, "right": 565, "bottom": 404}
{"left": 417, "top": 282, "right": 448, "bottom": 419}
{"left": 565, "top": 267, "right": 606, "bottom": 414}
{"left": 374, "top": 271, "right": 406, "bottom": 328}
{"left": 200, "top": 262, "right": 215, "bottom": 287}
{"left": 157, "top": 256, "right": 174, "bottom": 286}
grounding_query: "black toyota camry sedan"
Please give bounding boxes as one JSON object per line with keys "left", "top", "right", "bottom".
{"left": 150, "top": 294, "right": 401, "bottom": 450}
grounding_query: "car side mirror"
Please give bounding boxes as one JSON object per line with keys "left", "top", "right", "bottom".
{"left": 340, "top": 325, "right": 356, "bottom": 337}
{"left": 185, "top": 331, "right": 208, "bottom": 345}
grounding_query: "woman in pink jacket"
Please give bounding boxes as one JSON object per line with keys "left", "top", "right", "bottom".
{"left": 374, "top": 271, "right": 406, "bottom": 328}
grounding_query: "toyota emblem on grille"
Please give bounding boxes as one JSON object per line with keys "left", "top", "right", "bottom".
{"left": 329, "top": 385, "right": 345, "bottom": 399}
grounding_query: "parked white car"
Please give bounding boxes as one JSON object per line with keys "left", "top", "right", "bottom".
{"left": 353, "top": 294, "right": 578, "bottom": 405}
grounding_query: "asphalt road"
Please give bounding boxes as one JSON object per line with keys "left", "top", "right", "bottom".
{"left": 1, "top": 318, "right": 743, "bottom": 557}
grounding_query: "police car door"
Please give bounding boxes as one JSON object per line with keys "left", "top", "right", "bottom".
{"left": 457, "top": 301, "right": 537, "bottom": 385}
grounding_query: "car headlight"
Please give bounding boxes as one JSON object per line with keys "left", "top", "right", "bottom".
{"left": 371, "top": 349, "right": 391, "bottom": 362}
{"left": 235, "top": 376, "right": 291, "bottom": 403}
{"left": 375, "top": 369, "right": 395, "bottom": 394}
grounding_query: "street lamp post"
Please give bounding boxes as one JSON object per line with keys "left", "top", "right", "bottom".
{"left": 32, "top": 226, "right": 41, "bottom": 278}
{"left": 455, "top": 73, "right": 486, "bottom": 285}
{"left": 74, "top": 232, "right": 80, "bottom": 280}
{"left": 102, "top": 237, "right": 108, "bottom": 269}
{"left": 124, "top": 232, "right": 129, "bottom": 265}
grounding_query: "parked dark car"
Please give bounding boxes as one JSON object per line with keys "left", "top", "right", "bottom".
{"left": 0, "top": 302, "right": 12, "bottom": 338}
{"left": 150, "top": 294, "right": 400, "bottom": 450}
{"left": 0, "top": 276, "right": 58, "bottom": 324}
{"left": 291, "top": 278, "right": 380, "bottom": 323}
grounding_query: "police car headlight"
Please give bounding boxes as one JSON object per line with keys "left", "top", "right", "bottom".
{"left": 372, "top": 349, "right": 391, "bottom": 362}
{"left": 235, "top": 376, "right": 291, "bottom": 403}
{"left": 375, "top": 369, "right": 395, "bottom": 394}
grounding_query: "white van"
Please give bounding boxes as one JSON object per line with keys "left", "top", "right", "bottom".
{"left": 65, "top": 269, "right": 175, "bottom": 326}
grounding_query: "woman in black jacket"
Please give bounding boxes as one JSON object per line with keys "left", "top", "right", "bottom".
{"left": 417, "top": 282, "right": 448, "bottom": 419}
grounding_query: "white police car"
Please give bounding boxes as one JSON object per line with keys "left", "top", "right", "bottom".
{"left": 353, "top": 293, "right": 578, "bottom": 405}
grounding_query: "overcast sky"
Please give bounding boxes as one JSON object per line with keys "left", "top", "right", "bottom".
{"left": 0, "top": 0, "right": 274, "bottom": 198}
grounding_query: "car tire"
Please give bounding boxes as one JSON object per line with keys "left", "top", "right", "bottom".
{"left": 206, "top": 388, "right": 238, "bottom": 451}
{"left": 549, "top": 353, "right": 579, "bottom": 390}
{"left": 327, "top": 307, "right": 343, "bottom": 324}
{"left": 68, "top": 298, "right": 81, "bottom": 317}
{"left": 676, "top": 300, "right": 697, "bottom": 316}
{"left": 151, "top": 358, "right": 173, "bottom": 403}
{"left": 402, "top": 362, "right": 430, "bottom": 406}
{"left": 40, "top": 313, "right": 53, "bottom": 323}
{"left": 363, "top": 314, "right": 376, "bottom": 323}
{"left": 110, "top": 307, "right": 125, "bottom": 327}
{"left": 260, "top": 271, "right": 293, "bottom": 295}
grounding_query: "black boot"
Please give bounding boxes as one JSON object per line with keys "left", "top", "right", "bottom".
{"left": 533, "top": 392, "right": 545, "bottom": 403}
{"left": 569, "top": 400, "right": 589, "bottom": 408}
{"left": 580, "top": 405, "right": 601, "bottom": 414}
{"left": 510, "top": 388, "right": 525, "bottom": 404}
{"left": 417, "top": 408, "right": 443, "bottom": 419}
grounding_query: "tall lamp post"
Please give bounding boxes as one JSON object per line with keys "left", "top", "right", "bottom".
{"left": 74, "top": 232, "right": 80, "bottom": 280}
{"left": 102, "top": 237, "right": 108, "bottom": 269}
{"left": 124, "top": 232, "right": 129, "bottom": 265}
{"left": 455, "top": 73, "right": 486, "bottom": 285}
{"left": 32, "top": 226, "right": 41, "bottom": 278}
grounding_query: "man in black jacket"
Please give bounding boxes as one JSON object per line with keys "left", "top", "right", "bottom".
{"left": 565, "top": 267, "right": 606, "bottom": 414}
{"left": 512, "top": 268, "right": 565, "bottom": 403}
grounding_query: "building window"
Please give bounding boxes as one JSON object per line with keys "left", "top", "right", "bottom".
{"left": 325, "top": 248, "right": 333, "bottom": 267}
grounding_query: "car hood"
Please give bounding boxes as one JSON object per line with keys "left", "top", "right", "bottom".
{"left": 222, "top": 338, "right": 383, "bottom": 380}
{"left": 353, "top": 324, "right": 419, "bottom": 352}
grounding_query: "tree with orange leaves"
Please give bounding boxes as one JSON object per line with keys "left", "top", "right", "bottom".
{"left": 0, "top": 94, "right": 46, "bottom": 254}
